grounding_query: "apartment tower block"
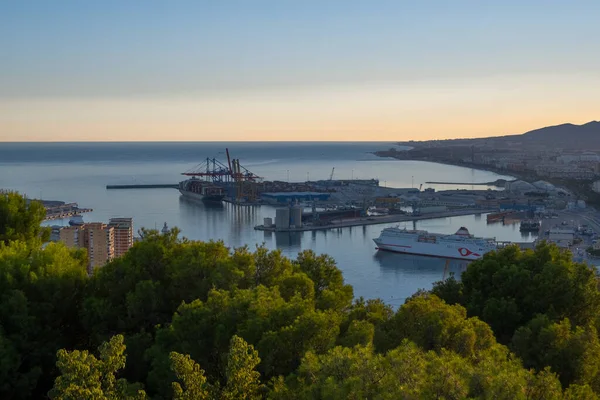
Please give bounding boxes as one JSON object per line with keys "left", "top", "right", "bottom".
{"left": 59, "top": 219, "right": 133, "bottom": 274}
{"left": 109, "top": 217, "right": 134, "bottom": 258}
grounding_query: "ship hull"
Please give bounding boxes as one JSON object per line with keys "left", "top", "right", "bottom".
{"left": 373, "top": 238, "right": 493, "bottom": 261}
{"left": 179, "top": 189, "right": 224, "bottom": 203}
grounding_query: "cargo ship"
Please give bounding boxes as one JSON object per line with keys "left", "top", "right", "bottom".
{"left": 373, "top": 226, "right": 497, "bottom": 260}
{"left": 178, "top": 177, "right": 225, "bottom": 203}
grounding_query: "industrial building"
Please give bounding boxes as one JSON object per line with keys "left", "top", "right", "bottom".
{"left": 273, "top": 206, "right": 303, "bottom": 230}
{"left": 547, "top": 228, "right": 575, "bottom": 248}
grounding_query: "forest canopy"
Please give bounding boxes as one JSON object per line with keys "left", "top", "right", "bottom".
{"left": 1, "top": 192, "right": 599, "bottom": 399}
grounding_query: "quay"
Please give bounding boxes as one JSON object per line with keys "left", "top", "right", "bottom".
{"left": 43, "top": 202, "right": 93, "bottom": 221}
{"left": 223, "top": 197, "right": 262, "bottom": 206}
{"left": 106, "top": 184, "right": 178, "bottom": 189}
{"left": 255, "top": 208, "right": 494, "bottom": 232}
{"left": 425, "top": 179, "right": 509, "bottom": 186}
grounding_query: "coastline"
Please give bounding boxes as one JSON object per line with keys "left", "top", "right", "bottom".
{"left": 374, "top": 152, "right": 600, "bottom": 205}
{"left": 373, "top": 154, "right": 520, "bottom": 183}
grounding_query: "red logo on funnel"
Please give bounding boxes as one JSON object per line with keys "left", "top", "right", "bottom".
{"left": 458, "top": 248, "right": 480, "bottom": 257}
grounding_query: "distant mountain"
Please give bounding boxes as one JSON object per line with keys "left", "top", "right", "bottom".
{"left": 515, "top": 121, "right": 600, "bottom": 148}
{"left": 401, "top": 121, "right": 600, "bottom": 150}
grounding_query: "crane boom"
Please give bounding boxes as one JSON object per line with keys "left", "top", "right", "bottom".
{"left": 226, "top": 148, "right": 233, "bottom": 175}
{"left": 329, "top": 167, "right": 335, "bottom": 181}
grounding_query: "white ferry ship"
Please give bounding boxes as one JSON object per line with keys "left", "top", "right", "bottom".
{"left": 373, "top": 226, "right": 497, "bottom": 260}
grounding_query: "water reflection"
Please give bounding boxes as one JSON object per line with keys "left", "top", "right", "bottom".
{"left": 374, "top": 251, "right": 469, "bottom": 280}
{"left": 520, "top": 231, "right": 539, "bottom": 240}
{"left": 275, "top": 232, "right": 302, "bottom": 251}
{"left": 178, "top": 196, "right": 229, "bottom": 240}
{"left": 178, "top": 196, "right": 225, "bottom": 214}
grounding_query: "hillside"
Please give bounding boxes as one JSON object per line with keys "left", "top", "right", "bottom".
{"left": 401, "top": 121, "right": 600, "bottom": 150}
{"left": 517, "top": 121, "right": 600, "bottom": 149}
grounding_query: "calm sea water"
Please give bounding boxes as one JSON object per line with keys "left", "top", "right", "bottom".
{"left": 0, "top": 142, "right": 527, "bottom": 307}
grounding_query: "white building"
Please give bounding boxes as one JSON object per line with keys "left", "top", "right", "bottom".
{"left": 504, "top": 180, "right": 536, "bottom": 193}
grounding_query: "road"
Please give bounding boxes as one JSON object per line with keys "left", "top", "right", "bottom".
{"left": 540, "top": 209, "right": 600, "bottom": 264}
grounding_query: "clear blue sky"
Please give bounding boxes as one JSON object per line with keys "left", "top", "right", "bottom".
{"left": 1, "top": 1, "right": 599, "bottom": 141}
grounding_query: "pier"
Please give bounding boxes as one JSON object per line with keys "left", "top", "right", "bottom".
{"left": 425, "top": 179, "right": 509, "bottom": 187}
{"left": 44, "top": 202, "right": 93, "bottom": 221}
{"left": 106, "top": 184, "right": 178, "bottom": 189}
{"left": 255, "top": 208, "right": 494, "bottom": 232}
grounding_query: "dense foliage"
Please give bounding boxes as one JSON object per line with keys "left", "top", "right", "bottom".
{"left": 2, "top": 192, "right": 600, "bottom": 399}
{"left": 433, "top": 241, "right": 600, "bottom": 391}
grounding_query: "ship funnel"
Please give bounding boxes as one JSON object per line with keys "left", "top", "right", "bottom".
{"left": 455, "top": 227, "right": 470, "bottom": 236}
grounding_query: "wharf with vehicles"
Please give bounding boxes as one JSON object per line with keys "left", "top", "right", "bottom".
{"left": 254, "top": 208, "right": 494, "bottom": 232}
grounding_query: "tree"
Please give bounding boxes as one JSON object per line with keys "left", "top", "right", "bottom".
{"left": 0, "top": 240, "right": 87, "bottom": 398}
{"left": 273, "top": 339, "right": 565, "bottom": 400}
{"left": 222, "top": 335, "right": 262, "bottom": 400}
{"left": 380, "top": 293, "right": 497, "bottom": 358}
{"left": 49, "top": 335, "right": 146, "bottom": 400}
{"left": 433, "top": 242, "right": 600, "bottom": 342}
{"left": 169, "top": 335, "right": 262, "bottom": 400}
{"left": 512, "top": 316, "right": 600, "bottom": 390}
{"left": 294, "top": 250, "right": 353, "bottom": 311}
{"left": 170, "top": 352, "right": 211, "bottom": 400}
{"left": 0, "top": 191, "right": 49, "bottom": 245}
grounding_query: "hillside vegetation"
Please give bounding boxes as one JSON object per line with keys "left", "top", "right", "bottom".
{"left": 1, "top": 192, "right": 600, "bottom": 399}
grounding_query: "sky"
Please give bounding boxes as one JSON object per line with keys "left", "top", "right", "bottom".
{"left": 1, "top": 1, "right": 599, "bottom": 142}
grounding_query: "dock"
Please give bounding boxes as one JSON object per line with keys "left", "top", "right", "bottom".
{"left": 44, "top": 203, "right": 93, "bottom": 221}
{"left": 425, "top": 179, "right": 508, "bottom": 186}
{"left": 255, "top": 208, "right": 494, "bottom": 232}
{"left": 223, "top": 197, "right": 262, "bottom": 206}
{"left": 106, "top": 184, "right": 178, "bottom": 189}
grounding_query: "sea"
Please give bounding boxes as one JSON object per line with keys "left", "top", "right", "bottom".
{"left": 0, "top": 142, "right": 531, "bottom": 308}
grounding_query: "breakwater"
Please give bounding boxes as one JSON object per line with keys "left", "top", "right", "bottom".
{"left": 106, "top": 184, "right": 178, "bottom": 189}
{"left": 425, "top": 179, "right": 509, "bottom": 186}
